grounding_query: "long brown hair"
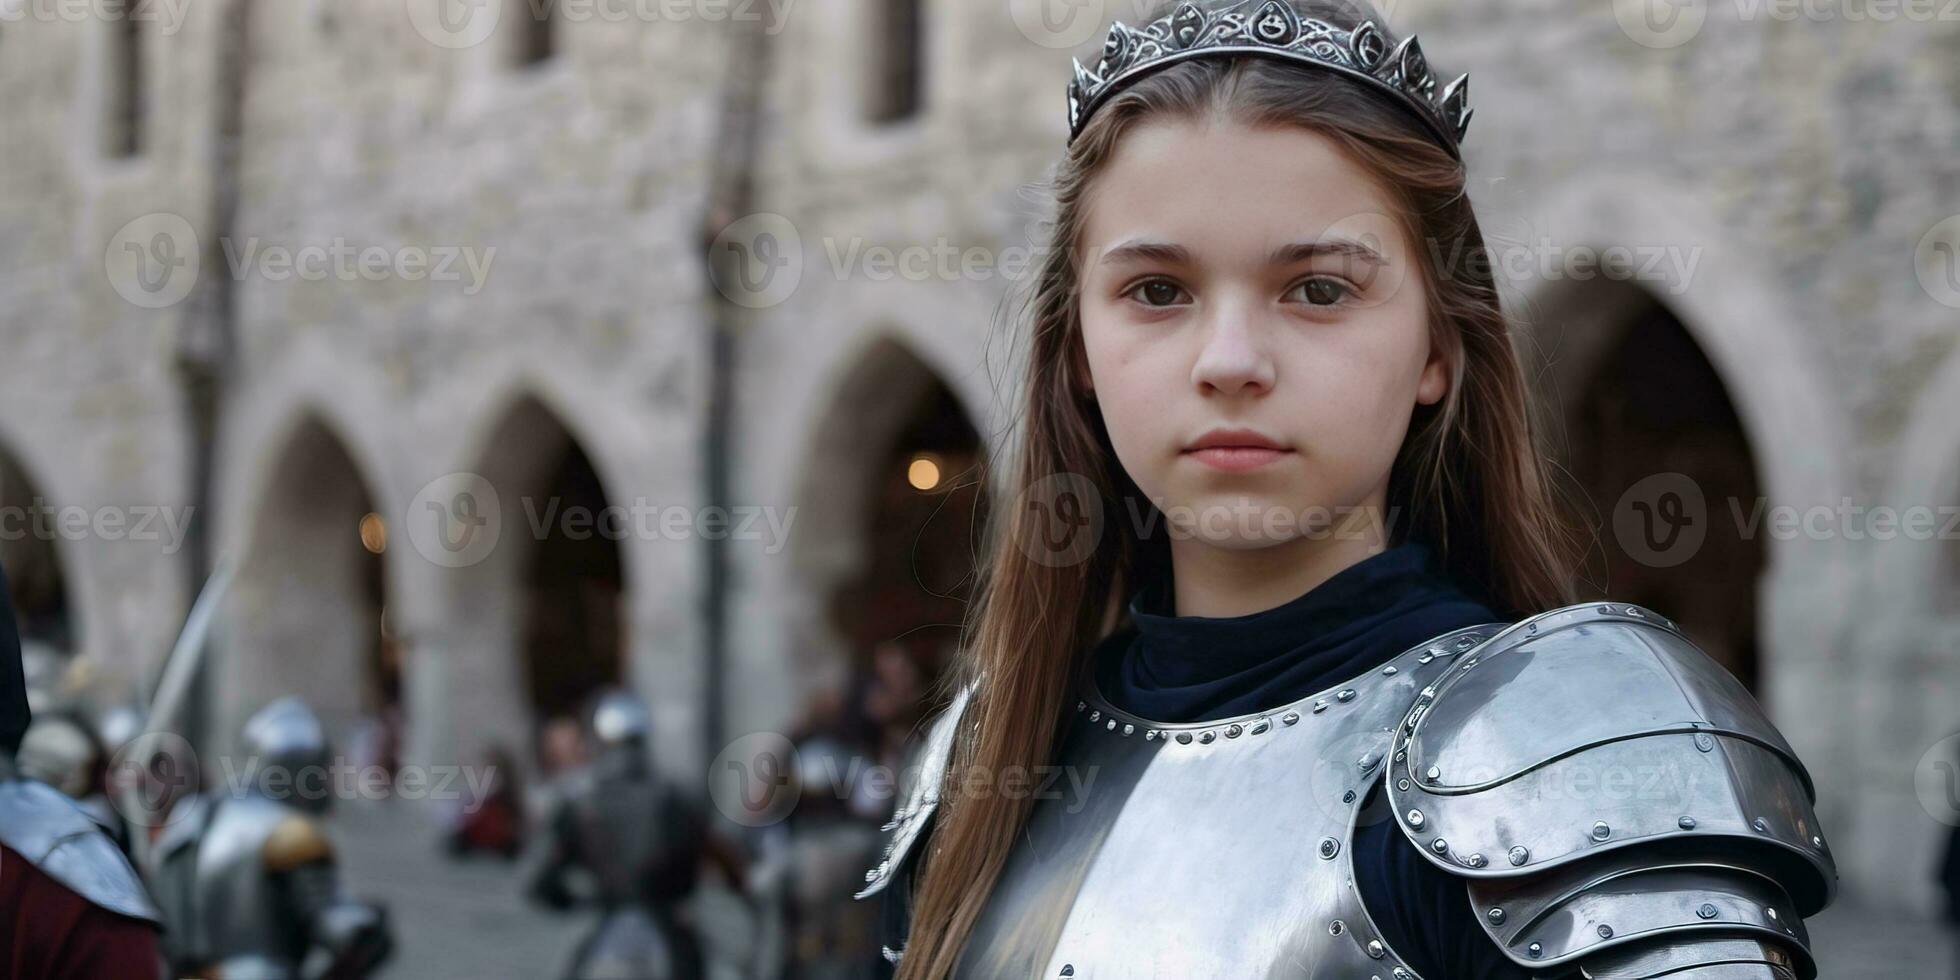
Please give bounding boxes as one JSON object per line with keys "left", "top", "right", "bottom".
{"left": 898, "top": 1, "right": 1575, "bottom": 974}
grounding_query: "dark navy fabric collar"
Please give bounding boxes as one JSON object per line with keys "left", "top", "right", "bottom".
{"left": 1093, "top": 541, "right": 1499, "bottom": 724}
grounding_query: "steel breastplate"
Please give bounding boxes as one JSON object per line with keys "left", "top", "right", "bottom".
{"left": 955, "top": 624, "right": 1501, "bottom": 979}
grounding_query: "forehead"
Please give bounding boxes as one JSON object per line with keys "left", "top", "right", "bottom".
{"left": 1081, "top": 117, "right": 1406, "bottom": 260}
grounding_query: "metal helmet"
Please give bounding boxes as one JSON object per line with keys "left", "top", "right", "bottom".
{"left": 95, "top": 703, "right": 146, "bottom": 752}
{"left": 589, "top": 688, "right": 652, "bottom": 748}
{"left": 16, "top": 713, "right": 100, "bottom": 798}
{"left": 240, "top": 697, "right": 332, "bottom": 810}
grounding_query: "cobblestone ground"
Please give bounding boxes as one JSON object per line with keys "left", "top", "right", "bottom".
{"left": 334, "top": 799, "right": 1957, "bottom": 979}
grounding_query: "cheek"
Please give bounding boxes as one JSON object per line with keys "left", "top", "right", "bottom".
{"left": 1079, "top": 310, "right": 1177, "bottom": 489}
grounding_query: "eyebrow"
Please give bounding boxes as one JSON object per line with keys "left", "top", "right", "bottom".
{"left": 1096, "top": 238, "right": 1390, "bottom": 269}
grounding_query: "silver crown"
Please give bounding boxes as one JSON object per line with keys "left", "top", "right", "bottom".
{"left": 1066, "top": 0, "right": 1472, "bottom": 157}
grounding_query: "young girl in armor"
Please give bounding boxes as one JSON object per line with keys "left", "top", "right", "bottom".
{"left": 863, "top": 1, "right": 1837, "bottom": 976}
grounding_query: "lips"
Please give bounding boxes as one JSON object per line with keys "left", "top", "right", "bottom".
{"left": 1181, "top": 428, "right": 1293, "bottom": 472}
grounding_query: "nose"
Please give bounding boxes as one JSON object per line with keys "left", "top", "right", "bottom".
{"left": 1190, "top": 305, "right": 1275, "bottom": 396}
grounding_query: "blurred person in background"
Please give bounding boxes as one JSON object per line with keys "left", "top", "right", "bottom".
{"left": 0, "top": 562, "right": 164, "bottom": 978}
{"left": 143, "top": 696, "right": 393, "bottom": 979}
{"left": 529, "top": 687, "right": 712, "bottom": 979}
{"left": 444, "top": 743, "right": 527, "bottom": 860}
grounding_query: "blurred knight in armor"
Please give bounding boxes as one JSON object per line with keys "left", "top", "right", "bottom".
{"left": 142, "top": 696, "right": 393, "bottom": 979}
{"left": 528, "top": 687, "right": 712, "bottom": 980}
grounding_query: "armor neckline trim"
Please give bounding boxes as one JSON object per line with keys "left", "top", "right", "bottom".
{"left": 1075, "top": 622, "right": 1504, "bottom": 733}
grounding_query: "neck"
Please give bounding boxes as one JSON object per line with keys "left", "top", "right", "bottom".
{"left": 1166, "top": 497, "right": 1390, "bottom": 619}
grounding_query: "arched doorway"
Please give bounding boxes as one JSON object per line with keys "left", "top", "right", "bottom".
{"left": 1546, "top": 287, "right": 1766, "bottom": 690}
{"left": 0, "top": 447, "right": 77, "bottom": 696}
{"left": 461, "top": 396, "right": 625, "bottom": 754}
{"left": 226, "top": 417, "right": 394, "bottom": 748}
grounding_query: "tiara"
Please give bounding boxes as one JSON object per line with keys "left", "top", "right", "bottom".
{"left": 1065, "top": 0, "right": 1472, "bottom": 158}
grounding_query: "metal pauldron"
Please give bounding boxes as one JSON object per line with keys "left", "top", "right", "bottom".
{"left": 1385, "top": 601, "right": 1836, "bottom": 976}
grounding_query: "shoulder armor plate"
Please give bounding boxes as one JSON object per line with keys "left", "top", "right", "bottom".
{"left": 1384, "top": 602, "right": 1836, "bottom": 970}
{"left": 0, "top": 778, "right": 162, "bottom": 925}
{"left": 855, "top": 678, "right": 975, "bottom": 899}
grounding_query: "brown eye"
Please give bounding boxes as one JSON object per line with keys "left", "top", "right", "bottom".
{"left": 1129, "top": 279, "right": 1189, "bottom": 308}
{"left": 1290, "top": 278, "right": 1351, "bottom": 306}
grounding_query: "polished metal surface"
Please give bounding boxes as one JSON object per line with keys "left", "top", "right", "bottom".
{"left": 863, "top": 602, "right": 1839, "bottom": 977}
{"left": 1066, "top": 0, "right": 1472, "bottom": 155}
{"left": 0, "top": 775, "right": 160, "bottom": 924}
{"left": 855, "top": 678, "right": 975, "bottom": 901}
{"left": 241, "top": 696, "right": 332, "bottom": 813}
{"left": 591, "top": 687, "right": 654, "bottom": 747}
{"left": 950, "top": 625, "right": 1499, "bottom": 978}
{"left": 1386, "top": 602, "right": 1835, "bottom": 976}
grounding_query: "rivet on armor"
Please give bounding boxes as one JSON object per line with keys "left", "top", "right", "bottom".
{"left": 1121, "top": 723, "right": 1134, "bottom": 736}
{"left": 1337, "top": 688, "right": 1357, "bottom": 702}
{"left": 1329, "top": 919, "right": 1346, "bottom": 936}
{"left": 1313, "top": 700, "right": 1330, "bottom": 714}
{"left": 1199, "top": 731, "right": 1216, "bottom": 744}
{"left": 1697, "top": 903, "right": 1718, "bottom": 919}
{"left": 1752, "top": 817, "right": 1770, "bottom": 833}
{"left": 1366, "top": 939, "right": 1385, "bottom": 959}
{"left": 1144, "top": 729, "right": 1157, "bottom": 741}
{"left": 1394, "top": 750, "right": 1406, "bottom": 764}
{"left": 1406, "top": 809, "right": 1426, "bottom": 829}
{"left": 1679, "top": 815, "right": 1697, "bottom": 830}
{"left": 1358, "top": 751, "right": 1380, "bottom": 772}
{"left": 1319, "top": 838, "right": 1340, "bottom": 859}
{"left": 1418, "top": 653, "right": 1434, "bottom": 665}
{"left": 1060, "top": 965, "right": 1074, "bottom": 978}
{"left": 1527, "top": 943, "right": 1542, "bottom": 958}
{"left": 1597, "top": 924, "right": 1613, "bottom": 939}
{"left": 865, "top": 867, "right": 879, "bottom": 882}
{"left": 1694, "top": 733, "right": 1715, "bottom": 752}
{"left": 1106, "top": 719, "right": 1117, "bottom": 731}
{"left": 1486, "top": 907, "right": 1505, "bottom": 925}
{"left": 1598, "top": 604, "right": 1615, "bottom": 614}
{"left": 1382, "top": 665, "right": 1398, "bottom": 675}
{"left": 1464, "top": 853, "right": 1487, "bottom": 868}
{"left": 1075, "top": 701, "right": 1085, "bottom": 712}
{"left": 1627, "top": 607, "right": 1645, "bottom": 618}
{"left": 1176, "top": 732, "right": 1193, "bottom": 744}
{"left": 1508, "top": 846, "right": 1529, "bottom": 866}
{"left": 1224, "top": 723, "right": 1243, "bottom": 738}
{"left": 1765, "top": 907, "right": 1778, "bottom": 920}
{"left": 1282, "top": 711, "right": 1300, "bottom": 726}
{"left": 1394, "top": 968, "right": 1414, "bottom": 979}
{"left": 1526, "top": 622, "right": 1537, "bottom": 634}
{"left": 1454, "top": 636, "right": 1477, "bottom": 651}
{"left": 1425, "top": 765, "right": 1442, "bottom": 783}
{"left": 1812, "top": 835, "right": 1824, "bottom": 848}
{"left": 1249, "top": 719, "right": 1270, "bottom": 735}
{"left": 1417, "top": 687, "right": 1436, "bottom": 703}
{"left": 1430, "top": 838, "right": 1449, "bottom": 855}
{"left": 1089, "top": 710, "right": 1101, "bottom": 722}
{"left": 1397, "top": 778, "right": 1411, "bottom": 792}
{"left": 1591, "top": 821, "right": 1611, "bottom": 841}
{"left": 1342, "top": 790, "right": 1357, "bottom": 804}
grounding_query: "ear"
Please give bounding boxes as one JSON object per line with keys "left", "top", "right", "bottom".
{"left": 1415, "top": 344, "right": 1449, "bottom": 406}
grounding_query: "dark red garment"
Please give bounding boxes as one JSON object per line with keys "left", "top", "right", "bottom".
{"left": 0, "top": 842, "right": 161, "bottom": 980}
